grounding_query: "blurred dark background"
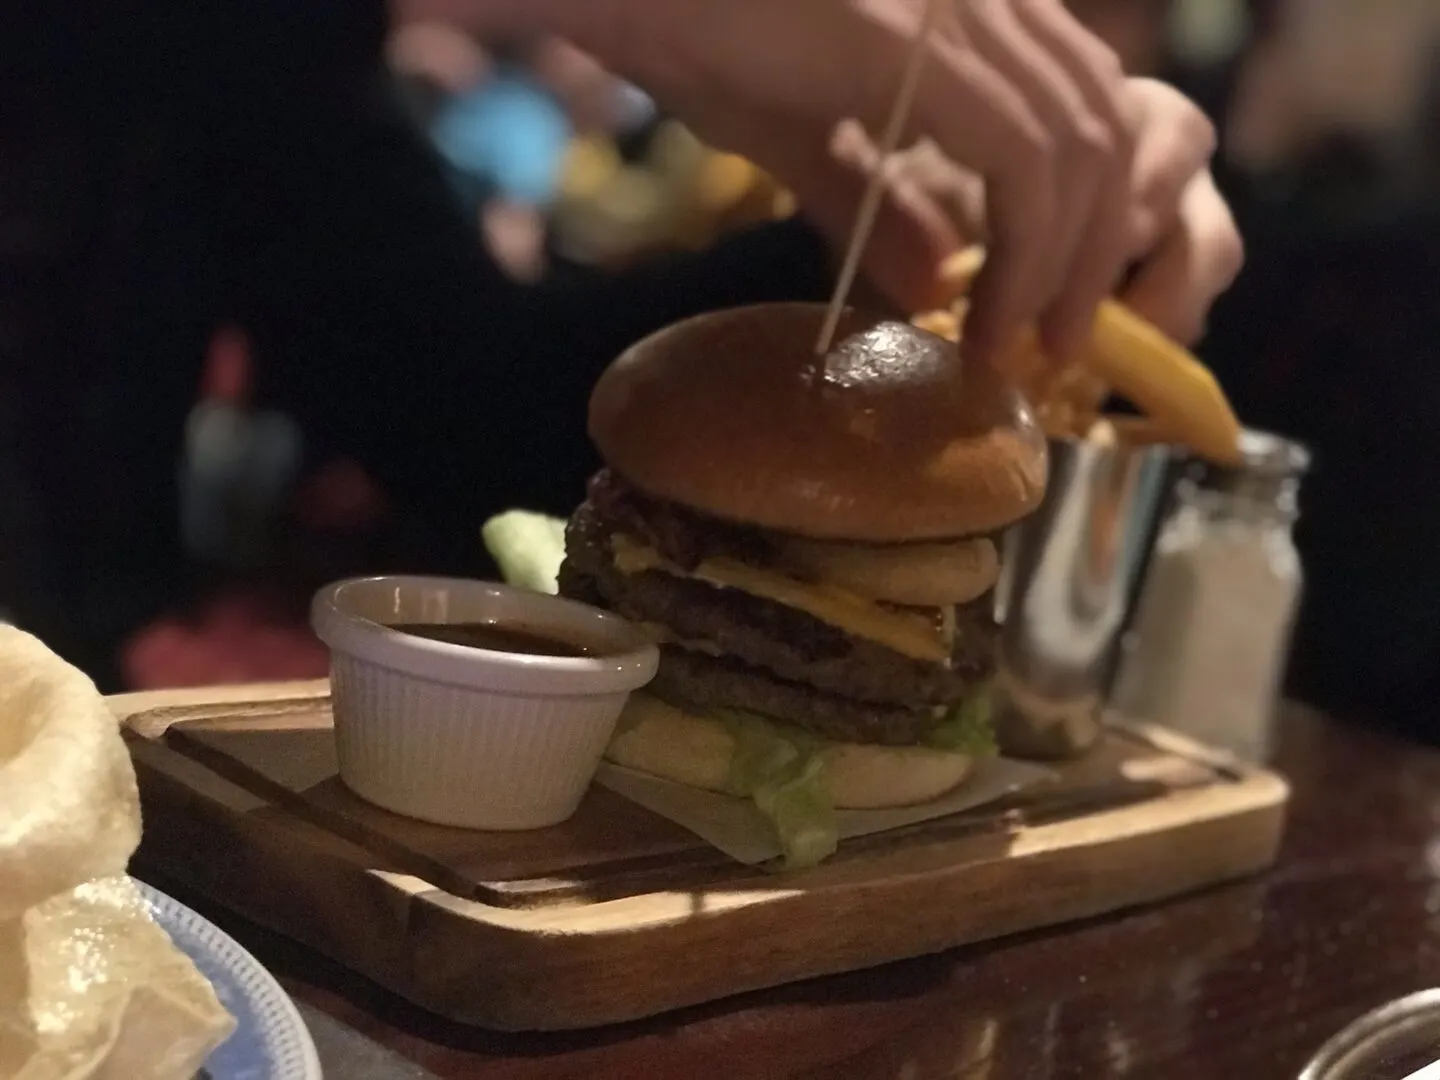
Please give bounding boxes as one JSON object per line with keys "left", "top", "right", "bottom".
{"left": 1, "top": 0, "right": 1438, "bottom": 738}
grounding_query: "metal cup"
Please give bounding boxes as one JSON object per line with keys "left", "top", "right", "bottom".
{"left": 993, "top": 435, "right": 1178, "bottom": 759}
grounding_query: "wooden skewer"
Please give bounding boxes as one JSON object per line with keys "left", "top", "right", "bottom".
{"left": 815, "top": 0, "right": 947, "bottom": 356}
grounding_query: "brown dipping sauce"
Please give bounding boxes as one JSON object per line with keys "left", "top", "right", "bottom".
{"left": 389, "top": 622, "right": 601, "bottom": 658}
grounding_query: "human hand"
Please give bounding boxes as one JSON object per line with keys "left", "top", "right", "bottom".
{"left": 837, "top": 76, "right": 1241, "bottom": 349}
{"left": 528, "top": 40, "right": 633, "bottom": 136}
{"left": 397, "top": 1, "right": 1240, "bottom": 355}
{"left": 387, "top": 20, "right": 492, "bottom": 94}
{"left": 567, "top": 0, "right": 1137, "bottom": 365}
{"left": 482, "top": 199, "right": 549, "bottom": 284}
{"left": 1113, "top": 79, "right": 1243, "bottom": 347}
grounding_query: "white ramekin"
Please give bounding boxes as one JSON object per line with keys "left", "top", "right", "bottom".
{"left": 311, "top": 576, "right": 658, "bottom": 830}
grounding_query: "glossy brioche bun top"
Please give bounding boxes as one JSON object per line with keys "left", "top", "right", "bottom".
{"left": 588, "top": 302, "right": 1047, "bottom": 541}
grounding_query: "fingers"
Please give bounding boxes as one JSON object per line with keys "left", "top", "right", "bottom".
{"left": 1120, "top": 170, "right": 1244, "bottom": 346}
{"left": 958, "top": 0, "right": 1121, "bottom": 343}
{"left": 888, "top": 27, "right": 1059, "bottom": 361}
{"left": 769, "top": 120, "right": 965, "bottom": 311}
{"left": 827, "top": 132, "right": 968, "bottom": 311}
{"left": 955, "top": 0, "right": 1108, "bottom": 336}
{"left": 882, "top": 0, "right": 1130, "bottom": 363}
{"left": 826, "top": 125, "right": 985, "bottom": 307}
{"left": 892, "top": 138, "right": 988, "bottom": 241}
{"left": 718, "top": 2, "right": 1228, "bottom": 361}
{"left": 1116, "top": 79, "right": 1238, "bottom": 345}
{"left": 1011, "top": 0, "right": 1133, "bottom": 362}
{"left": 1122, "top": 78, "right": 1218, "bottom": 255}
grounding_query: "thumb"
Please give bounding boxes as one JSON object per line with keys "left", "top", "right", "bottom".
{"left": 1121, "top": 171, "right": 1243, "bottom": 346}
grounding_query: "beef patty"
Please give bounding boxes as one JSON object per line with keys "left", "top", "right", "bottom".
{"left": 648, "top": 646, "right": 944, "bottom": 745}
{"left": 559, "top": 490, "right": 998, "bottom": 740}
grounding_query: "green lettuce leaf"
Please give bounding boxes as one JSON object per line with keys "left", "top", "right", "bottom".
{"left": 481, "top": 510, "right": 568, "bottom": 595}
{"left": 924, "top": 688, "right": 997, "bottom": 757}
{"left": 721, "top": 711, "right": 802, "bottom": 798}
{"left": 707, "top": 693, "right": 996, "bottom": 870}
{"left": 753, "top": 756, "right": 836, "bottom": 871}
{"left": 714, "top": 709, "right": 837, "bottom": 871}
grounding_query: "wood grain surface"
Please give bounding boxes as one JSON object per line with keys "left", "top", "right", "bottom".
{"left": 115, "top": 681, "right": 1287, "bottom": 1032}
{"left": 125, "top": 704, "right": 1440, "bottom": 1079}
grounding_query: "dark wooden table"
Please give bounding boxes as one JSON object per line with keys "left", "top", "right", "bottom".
{"left": 144, "top": 705, "right": 1440, "bottom": 1079}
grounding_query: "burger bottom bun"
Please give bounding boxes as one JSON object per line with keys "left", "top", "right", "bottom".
{"left": 607, "top": 695, "right": 734, "bottom": 793}
{"left": 605, "top": 694, "right": 975, "bottom": 811}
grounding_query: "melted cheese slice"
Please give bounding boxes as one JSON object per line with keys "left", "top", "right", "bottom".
{"left": 611, "top": 535, "right": 952, "bottom": 664}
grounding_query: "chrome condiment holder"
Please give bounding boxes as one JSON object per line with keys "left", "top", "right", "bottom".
{"left": 993, "top": 434, "right": 1178, "bottom": 759}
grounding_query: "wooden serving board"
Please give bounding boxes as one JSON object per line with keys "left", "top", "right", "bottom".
{"left": 115, "top": 680, "right": 1288, "bottom": 1031}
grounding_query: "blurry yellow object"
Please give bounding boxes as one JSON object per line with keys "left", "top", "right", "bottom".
{"left": 552, "top": 158, "right": 667, "bottom": 266}
{"left": 911, "top": 308, "right": 959, "bottom": 339}
{"left": 1087, "top": 299, "right": 1242, "bottom": 465}
{"left": 556, "top": 125, "right": 795, "bottom": 262}
{"left": 646, "top": 119, "right": 707, "bottom": 176}
{"left": 559, "top": 135, "right": 622, "bottom": 201}
{"left": 939, "top": 246, "right": 987, "bottom": 291}
{"left": 696, "top": 152, "right": 760, "bottom": 214}
{"left": 924, "top": 247, "right": 1243, "bottom": 465}
{"left": 596, "top": 166, "right": 665, "bottom": 227}
{"left": 647, "top": 125, "right": 787, "bottom": 249}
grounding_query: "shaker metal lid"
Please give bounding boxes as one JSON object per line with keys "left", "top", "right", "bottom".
{"left": 1188, "top": 427, "right": 1311, "bottom": 503}
{"left": 1236, "top": 429, "right": 1312, "bottom": 477}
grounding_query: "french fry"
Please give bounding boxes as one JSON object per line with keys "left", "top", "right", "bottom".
{"left": 922, "top": 296, "right": 1059, "bottom": 407}
{"left": 937, "top": 245, "right": 986, "bottom": 298}
{"left": 922, "top": 247, "right": 1243, "bottom": 465}
{"left": 915, "top": 302, "right": 1098, "bottom": 443}
{"left": 911, "top": 308, "right": 960, "bottom": 342}
{"left": 1088, "top": 299, "right": 1242, "bottom": 465}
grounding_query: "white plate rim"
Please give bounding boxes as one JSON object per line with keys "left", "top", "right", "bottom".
{"left": 134, "top": 878, "right": 323, "bottom": 1080}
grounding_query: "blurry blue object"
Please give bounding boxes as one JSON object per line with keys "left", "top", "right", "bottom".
{"left": 431, "top": 68, "right": 572, "bottom": 208}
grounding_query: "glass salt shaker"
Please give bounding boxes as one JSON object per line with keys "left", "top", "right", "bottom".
{"left": 1108, "top": 430, "right": 1310, "bottom": 763}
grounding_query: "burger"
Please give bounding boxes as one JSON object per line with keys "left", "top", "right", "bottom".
{"left": 558, "top": 302, "right": 1048, "bottom": 866}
